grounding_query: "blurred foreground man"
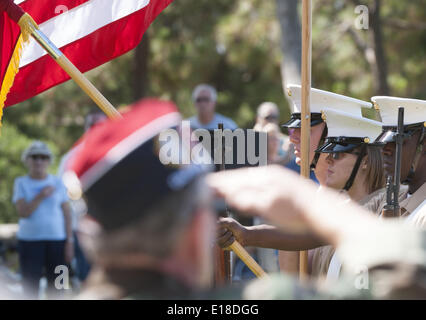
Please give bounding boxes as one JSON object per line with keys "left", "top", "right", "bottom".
{"left": 63, "top": 99, "right": 220, "bottom": 299}
{"left": 208, "top": 166, "right": 426, "bottom": 299}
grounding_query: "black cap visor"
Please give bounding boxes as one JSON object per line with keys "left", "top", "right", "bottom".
{"left": 281, "top": 113, "right": 323, "bottom": 128}
{"left": 374, "top": 130, "right": 396, "bottom": 144}
{"left": 316, "top": 137, "right": 364, "bottom": 153}
{"left": 374, "top": 124, "right": 424, "bottom": 145}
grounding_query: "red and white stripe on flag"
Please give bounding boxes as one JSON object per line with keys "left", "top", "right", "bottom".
{"left": 3, "top": 0, "right": 173, "bottom": 107}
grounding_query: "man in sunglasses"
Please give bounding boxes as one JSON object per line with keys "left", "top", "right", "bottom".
{"left": 372, "top": 97, "right": 426, "bottom": 228}
{"left": 187, "top": 84, "right": 237, "bottom": 130}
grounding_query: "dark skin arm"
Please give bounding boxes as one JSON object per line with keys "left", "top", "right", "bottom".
{"left": 217, "top": 217, "right": 327, "bottom": 251}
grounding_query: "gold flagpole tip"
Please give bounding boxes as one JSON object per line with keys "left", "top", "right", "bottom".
{"left": 17, "top": 13, "right": 39, "bottom": 42}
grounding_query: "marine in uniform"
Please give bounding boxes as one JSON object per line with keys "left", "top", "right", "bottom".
{"left": 372, "top": 97, "right": 426, "bottom": 227}
{"left": 207, "top": 165, "right": 426, "bottom": 299}
{"left": 217, "top": 86, "right": 379, "bottom": 278}
{"left": 311, "top": 108, "right": 384, "bottom": 280}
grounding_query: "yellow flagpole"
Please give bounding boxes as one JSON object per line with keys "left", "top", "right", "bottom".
{"left": 300, "top": 0, "right": 312, "bottom": 280}
{"left": 18, "top": 13, "right": 121, "bottom": 119}
{"left": 228, "top": 241, "right": 268, "bottom": 278}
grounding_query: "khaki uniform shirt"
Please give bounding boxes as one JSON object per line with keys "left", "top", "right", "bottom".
{"left": 244, "top": 224, "right": 426, "bottom": 300}
{"left": 401, "top": 183, "right": 426, "bottom": 229}
{"left": 310, "top": 188, "right": 392, "bottom": 279}
{"left": 366, "top": 185, "right": 410, "bottom": 214}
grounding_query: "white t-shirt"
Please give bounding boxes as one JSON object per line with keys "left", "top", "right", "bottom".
{"left": 13, "top": 175, "right": 69, "bottom": 241}
{"left": 187, "top": 113, "right": 238, "bottom": 130}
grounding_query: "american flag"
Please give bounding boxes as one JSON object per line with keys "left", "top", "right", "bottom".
{"left": 1, "top": 0, "right": 173, "bottom": 109}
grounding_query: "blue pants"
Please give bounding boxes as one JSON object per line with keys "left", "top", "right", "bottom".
{"left": 73, "top": 232, "right": 91, "bottom": 282}
{"left": 18, "top": 240, "right": 66, "bottom": 299}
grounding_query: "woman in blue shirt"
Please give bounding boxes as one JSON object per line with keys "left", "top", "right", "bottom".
{"left": 13, "top": 141, "right": 73, "bottom": 299}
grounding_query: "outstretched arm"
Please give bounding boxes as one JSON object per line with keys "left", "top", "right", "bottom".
{"left": 217, "top": 217, "right": 326, "bottom": 251}
{"left": 208, "top": 165, "right": 381, "bottom": 248}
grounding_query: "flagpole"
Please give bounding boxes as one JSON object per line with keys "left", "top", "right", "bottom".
{"left": 228, "top": 241, "right": 267, "bottom": 278}
{"left": 300, "top": 0, "right": 312, "bottom": 279}
{"left": 217, "top": 123, "right": 267, "bottom": 282}
{"left": 20, "top": 13, "right": 121, "bottom": 119}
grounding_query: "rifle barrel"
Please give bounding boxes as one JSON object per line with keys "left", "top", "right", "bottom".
{"left": 393, "top": 107, "right": 404, "bottom": 216}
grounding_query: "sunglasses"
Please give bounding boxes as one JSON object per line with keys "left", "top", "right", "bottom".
{"left": 264, "top": 114, "right": 279, "bottom": 121}
{"left": 195, "top": 97, "right": 211, "bottom": 103}
{"left": 30, "top": 154, "right": 50, "bottom": 161}
{"left": 329, "top": 151, "right": 361, "bottom": 160}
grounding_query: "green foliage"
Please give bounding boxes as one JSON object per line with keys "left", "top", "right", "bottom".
{"left": 312, "top": 0, "right": 426, "bottom": 99}
{"left": 0, "top": 123, "right": 60, "bottom": 223}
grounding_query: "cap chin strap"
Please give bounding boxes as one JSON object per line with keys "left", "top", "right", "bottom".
{"left": 403, "top": 127, "right": 425, "bottom": 185}
{"left": 343, "top": 145, "right": 367, "bottom": 192}
{"left": 310, "top": 126, "right": 328, "bottom": 170}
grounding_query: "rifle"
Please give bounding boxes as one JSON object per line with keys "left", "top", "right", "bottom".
{"left": 381, "top": 176, "right": 395, "bottom": 217}
{"left": 214, "top": 124, "right": 267, "bottom": 285}
{"left": 382, "top": 107, "right": 404, "bottom": 218}
{"left": 214, "top": 123, "right": 232, "bottom": 285}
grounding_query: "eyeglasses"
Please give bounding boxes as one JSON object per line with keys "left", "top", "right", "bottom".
{"left": 264, "top": 114, "right": 279, "bottom": 121}
{"left": 195, "top": 97, "right": 211, "bottom": 103}
{"left": 30, "top": 154, "right": 50, "bottom": 161}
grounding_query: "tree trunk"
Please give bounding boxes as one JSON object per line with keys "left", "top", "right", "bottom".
{"left": 275, "top": 0, "right": 302, "bottom": 275}
{"left": 369, "top": 0, "right": 390, "bottom": 95}
{"left": 133, "top": 33, "right": 150, "bottom": 101}
{"left": 276, "top": 0, "right": 302, "bottom": 92}
{"left": 349, "top": 0, "right": 390, "bottom": 95}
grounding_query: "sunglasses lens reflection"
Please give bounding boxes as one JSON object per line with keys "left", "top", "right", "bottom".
{"left": 31, "top": 155, "right": 49, "bottom": 161}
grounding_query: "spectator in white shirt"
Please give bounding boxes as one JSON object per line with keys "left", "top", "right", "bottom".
{"left": 187, "top": 84, "right": 237, "bottom": 130}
